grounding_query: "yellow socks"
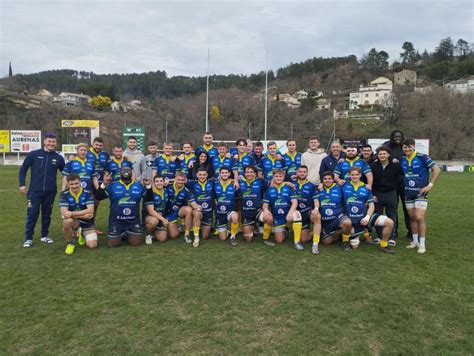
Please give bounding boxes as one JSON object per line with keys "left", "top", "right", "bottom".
{"left": 263, "top": 224, "right": 272, "bottom": 240}
{"left": 380, "top": 239, "right": 388, "bottom": 248}
{"left": 185, "top": 229, "right": 190, "bottom": 236}
{"left": 193, "top": 226, "right": 200, "bottom": 238}
{"left": 292, "top": 222, "right": 302, "bottom": 243}
{"left": 230, "top": 223, "right": 239, "bottom": 236}
{"left": 342, "top": 234, "right": 350, "bottom": 242}
{"left": 313, "top": 234, "right": 320, "bottom": 244}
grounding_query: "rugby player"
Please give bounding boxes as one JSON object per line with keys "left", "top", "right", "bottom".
{"left": 214, "top": 166, "right": 240, "bottom": 246}
{"left": 152, "top": 142, "right": 178, "bottom": 181}
{"left": 317, "top": 171, "right": 352, "bottom": 251}
{"left": 178, "top": 142, "right": 196, "bottom": 177}
{"left": 87, "top": 137, "right": 109, "bottom": 232}
{"left": 342, "top": 167, "right": 395, "bottom": 253}
{"left": 250, "top": 141, "right": 264, "bottom": 165}
{"left": 59, "top": 173, "right": 97, "bottom": 255}
{"left": 144, "top": 175, "right": 170, "bottom": 244}
{"left": 262, "top": 169, "right": 302, "bottom": 250}
{"left": 334, "top": 144, "right": 373, "bottom": 189}
{"left": 187, "top": 167, "right": 214, "bottom": 247}
{"left": 238, "top": 165, "right": 269, "bottom": 244}
{"left": 87, "top": 137, "right": 109, "bottom": 185}
{"left": 283, "top": 139, "right": 302, "bottom": 181}
{"left": 292, "top": 166, "right": 322, "bottom": 254}
{"left": 96, "top": 167, "right": 151, "bottom": 247}
{"left": 196, "top": 132, "right": 218, "bottom": 158}
{"left": 258, "top": 141, "right": 285, "bottom": 181}
{"left": 211, "top": 142, "right": 233, "bottom": 179}
{"left": 401, "top": 139, "right": 441, "bottom": 254}
{"left": 165, "top": 171, "right": 197, "bottom": 243}
{"left": 61, "top": 143, "right": 99, "bottom": 192}
{"left": 104, "top": 145, "right": 134, "bottom": 181}
{"left": 233, "top": 138, "right": 256, "bottom": 181}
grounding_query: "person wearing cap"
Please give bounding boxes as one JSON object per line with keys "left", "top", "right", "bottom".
{"left": 19, "top": 132, "right": 65, "bottom": 248}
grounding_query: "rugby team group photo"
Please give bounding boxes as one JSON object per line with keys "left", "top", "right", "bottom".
{"left": 18, "top": 130, "right": 440, "bottom": 256}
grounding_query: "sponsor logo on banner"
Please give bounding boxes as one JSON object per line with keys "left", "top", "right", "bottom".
{"left": 61, "top": 120, "right": 100, "bottom": 128}
{"left": 10, "top": 130, "right": 42, "bottom": 153}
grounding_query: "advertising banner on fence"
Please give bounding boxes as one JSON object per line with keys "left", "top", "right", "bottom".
{"left": 62, "top": 144, "right": 78, "bottom": 154}
{"left": 0, "top": 130, "right": 10, "bottom": 152}
{"left": 61, "top": 120, "right": 100, "bottom": 128}
{"left": 61, "top": 120, "right": 100, "bottom": 142}
{"left": 10, "top": 130, "right": 42, "bottom": 153}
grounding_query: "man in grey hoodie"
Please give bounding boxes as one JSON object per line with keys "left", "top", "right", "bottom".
{"left": 137, "top": 141, "right": 159, "bottom": 183}
{"left": 123, "top": 136, "right": 145, "bottom": 180}
{"left": 301, "top": 136, "right": 327, "bottom": 185}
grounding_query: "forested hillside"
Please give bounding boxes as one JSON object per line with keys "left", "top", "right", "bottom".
{"left": 0, "top": 37, "right": 473, "bottom": 159}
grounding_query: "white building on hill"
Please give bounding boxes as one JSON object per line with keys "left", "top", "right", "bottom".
{"left": 444, "top": 76, "right": 474, "bottom": 94}
{"left": 349, "top": 77, "right": 393, "bottom": 110}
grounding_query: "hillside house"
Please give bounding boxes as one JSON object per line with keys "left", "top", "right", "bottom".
{"left": 394, "top": 69, "right": 417, "bottom": 86}
{"left": 444, "top": 76, "right": 474, "bottom": 94}
{"left": 349, "top": 77, "right": 393, "bottom": 110}
{"left": 58, "top": 92, "right": 91, "bottom": 107}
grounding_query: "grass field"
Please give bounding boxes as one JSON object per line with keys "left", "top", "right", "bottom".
{"left": 0, "top": 166, "right": 473, "bottom": 354}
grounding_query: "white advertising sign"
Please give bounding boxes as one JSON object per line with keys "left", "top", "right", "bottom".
{"left": 10, "top": 130, "right": 42, "bottom": 153}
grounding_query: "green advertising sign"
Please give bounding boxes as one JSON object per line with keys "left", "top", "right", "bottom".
{"left": 122, "top": 127, "right": 145, "bottom": 152}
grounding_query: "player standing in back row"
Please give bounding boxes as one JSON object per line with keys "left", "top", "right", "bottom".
{"left": 400, "top": 139, "right": 440, "bottom": 254}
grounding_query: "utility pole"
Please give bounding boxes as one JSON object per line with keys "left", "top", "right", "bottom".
{"left": 264, "top": 50, "right": 268, "bottom": 141}
{"left": 205, "top": 48, "right": 210, "bottom": 132}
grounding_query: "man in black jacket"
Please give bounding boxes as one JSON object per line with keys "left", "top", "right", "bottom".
{"left": 19, "top": 132, "right": 65, "bottom": 247}
{"left": 370, "top": 146, "right": 403, "bottom": 246}
{"left": 383, "top": 130, "right": 411, "bottom": 239}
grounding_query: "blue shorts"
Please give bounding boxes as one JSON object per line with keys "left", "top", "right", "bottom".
{"left": 273, "top": 214, "right": 288, "bottom": 228}
{"left": 108, "top": 220, "right": 143, "bottom": 239}
{"left": 216, "top": 211, "right": 235, "bottom": 229}
{"left": 322, "top": 213, "right": 350, "bottom": 237}
{"left": 200, "top": 210, "right": 213, "bottom": 227}
{"left": 76, "top": 218, "right": 95, "bottom": 230}
{"left": 299, "top": 209, "right": 311, "bottom": 230}
{"left": 351, "top": 214, "right": 379, "bottom": 236}
{"left": 242, "top": 208, "right": 262, "bottom": 226}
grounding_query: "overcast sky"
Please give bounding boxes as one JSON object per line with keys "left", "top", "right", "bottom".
{"left": 0, "top": 0, "right": 472, "bottom": 78}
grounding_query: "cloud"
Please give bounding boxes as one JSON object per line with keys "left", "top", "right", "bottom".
{"left": 0, "top": 0, "right": 472, "bottom": 77}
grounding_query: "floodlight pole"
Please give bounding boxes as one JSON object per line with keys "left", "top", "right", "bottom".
{"left": 264, "top": 50, "right": 268, "bottom": 141}
{"left": 206, "top": 48, "right": 210, "bottom": 132}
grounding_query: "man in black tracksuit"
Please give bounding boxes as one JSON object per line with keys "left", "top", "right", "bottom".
{"left": 18, "top": 133, "right": 65, "bottom": 247}
{"left": 383, "top": 130, "right": 411, "bottom": 239}
{"left": 370, "top": 146, "right": 403, "bottom": 245}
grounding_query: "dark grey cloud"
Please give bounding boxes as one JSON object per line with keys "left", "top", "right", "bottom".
{"left": 0, "top": 0, "right": 472, "bottom": 77}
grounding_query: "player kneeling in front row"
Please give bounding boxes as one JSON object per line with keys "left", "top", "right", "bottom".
{"left": 144, "top": 175, "right": 171, "bottom": 244}
{"left": 95, "top": 167, "right": 152, "bottom": 247}
{"left": 238, "top": 165, "right": 269, "bottom": 244}
{"left": 262, "top": 169, "right": 302, "bottom": 249}
{"left": 317, "top": 171, "right": 352, "bottom": 251}
{"left": 343, "top": 167, "right": 395, "bottom": 254}
{"left": 214, "top": 166, "right": 240, "bottom": 246}
{"left": 292, "top": 165, "right": 322, "bottom": 254}
{"left": 59, "top": 173, "right": 97, "bottom": 255}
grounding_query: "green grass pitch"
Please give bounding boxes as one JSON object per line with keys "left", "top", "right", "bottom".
{"left": 0, "top": 166, "right": 473, "bottom": 354}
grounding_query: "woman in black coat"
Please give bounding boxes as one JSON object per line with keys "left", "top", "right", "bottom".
{"left": 189, "top": 151, "right": 214, "bottom": 180}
